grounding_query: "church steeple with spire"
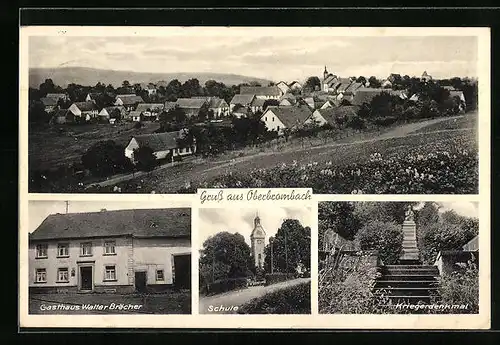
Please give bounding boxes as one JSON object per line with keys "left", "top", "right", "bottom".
{"left": 323, "top": 65, "right": 329, "bottom": 80}
{"left": 250, "top": 212, "right": 266, "bottom": 269}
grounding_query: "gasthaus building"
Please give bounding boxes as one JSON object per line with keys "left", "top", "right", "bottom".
{"left": 28, "top": 208, "right": 191, "bottom": 294}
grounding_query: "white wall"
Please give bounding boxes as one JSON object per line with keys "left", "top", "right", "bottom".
{"left": 125, "top": 138, "right": 139, "bottom": 160}
{"left": 133, "top": 238, "right": 191, "bottom": 285}
{"left": 305, "top": 110, "right": 327, "bottom": 126}
{"left": 261, "top": 109, "right": 286, "bottom": 134}
{"left": 29, "top": 237, "right": 131, "bottom": 288}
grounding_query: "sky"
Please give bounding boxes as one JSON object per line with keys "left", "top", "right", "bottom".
{"left": 27, "top": 200, "right": 188, "bottom": 234}
{"left": 198, "top": 207, "right": 313, "bottom": 248}
{"left": 28, "top": 32, "right": 478, "bottom": 82}
{"left": 413, "top": 201, "right": 479, "bottom": 219}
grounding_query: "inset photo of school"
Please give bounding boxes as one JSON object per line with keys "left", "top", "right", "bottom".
{"left": 27, "top": 200, "right": 192, "bottom": 314}
{"left": 198, "top": 207, "right": 312, "bottom": 314}
{"left": 318, "top": 201, "right": 479, "bottom": 314}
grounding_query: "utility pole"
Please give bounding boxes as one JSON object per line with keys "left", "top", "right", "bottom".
{"left": 270, "top": 237, "right": 274, "bottom": 274}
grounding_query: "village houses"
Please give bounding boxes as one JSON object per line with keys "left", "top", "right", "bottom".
{"left": 229, "top": 94, "right": 256, "bottom": 112}
{"left": 135, "top": 103, "right": 165, "bottom": 121}
{"left": 240, "top": 86, "right": 283, "bottom": 100}
{"left": 68, "top": 101, "right": 99, "bottom": 121}
{"left": 29, "top": 208, "right": 192, "bottom": 294}
{"left": 306, "top": 106, "right": 360, "bottom": 127}
{"left": 125, "top": 130, "right": 196, "bottom": 162}
{"left": 98, "top": 106, "right": 127, "bottom": 122}
{"left": 260, "top": 105, "right": 312, "bottom": 135}
{"left": 40, "top": 97, "right": 59, "bottom": 113}
{"left": 192, "top": 96, "right": 230, "bottom": 118}
{"left": 114, "top": 94, "right": 145, "bottom": 111}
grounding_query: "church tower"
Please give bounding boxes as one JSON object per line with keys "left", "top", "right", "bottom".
{"left": 323, "top": 66, "right": 329, "bottom": 80}
{"left": 250, "top": 213, "right": 266, "bottom": 269}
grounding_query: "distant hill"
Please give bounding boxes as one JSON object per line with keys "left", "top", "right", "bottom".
{"left": 29, "top": 67, "right": 273, "bottom": 88}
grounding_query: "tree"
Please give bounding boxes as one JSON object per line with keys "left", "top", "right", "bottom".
{"left": 199, "top": 231, "right": 254, "bottom": 281}
{"left": 197, "top": 102, "right": 210, "bottom": 122}
{"left": 367, "top": 76, "right": 382, "bottom": 88}
{"left": 356, "top": 221, "right": 403, "bottom": 265}
{"left": 81, "top": 140, "right": 133, "bottom": 177}
{"left": 346, "top": 115, "right": 366, "bottom": 132}
{"left": 356, "top": 76, "right": 367, "bottom": 85}
{"left": 132, "top": 146, "right": 157, "bottom": 171}
{"left": 159, "top": 106, "right": 188, "bottom": 131}
{"left": 415, "top": 202, "right": 440, "bottom": 228}
{"left": 166, "top": 79, "right": 182, "bottom": 101}
{"left": 39, "top": 78, "right": 57, "bottom": 96}
{"left": 28, "top": 100, "right": 50, "bottom": 124}
{"left": 122, "top": 80, "right": 131, "bottom": 88}
{"left": 181, "top": 78, "right": 203, "bottom": 98}
{"left": 263, "top": 219, "right": 311, "bottom": 274}
{"left": 353, "top": 202, "right": 416, "bottom": 226}
{"left": 304, "top": 76, "right": 321, "bottom": 92}
{"left": 318, "top": 202, "right": 361, "bottom": 246}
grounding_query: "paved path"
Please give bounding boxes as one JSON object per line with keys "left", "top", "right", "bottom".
{"left": 199, "top": 278, "right": 311, "bottom": 314}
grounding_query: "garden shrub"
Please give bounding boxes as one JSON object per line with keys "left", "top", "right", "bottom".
{"left": 356, "top": 221, "right": 403, "bottom": 265}
{"left": 205, "top": 277, "right": 248, "bottom": 296}
{"left": 319, "top": 252, "right": 389, "bottom": 314}
{"left": 237, "top": 281, "right": 311, "bottom": 314}
{"left": 437, "top": 257, "right": 479, "bottom": 314}
{"left": 264, "top": 273, "right": 297, "bottom": 286}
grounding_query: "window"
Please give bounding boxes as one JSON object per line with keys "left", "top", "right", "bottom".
{"left": 156, "top": 270, "right": 164, "bottom": 281}
{"left": 265, "top": 117, "right": 267, "bottom": 121}
{"left": 277, "top": 126, "right": 280, "bottom": 131}
{"left": 35, "top": 268, "right": 46, "bottom": 283}
{"left": 36, "top": 244, "right": 48, "bottom": 258}
{"left": 103, "top": 241, "right": 116, "bottom": 255}
{"left": 80, "top": 242, "right": 92, "bottom": 256}
{"left": 57, "top": 243, "right": 69, "bottom": 257}
{"left": 57, "top": 268, "right": 69, "bottom": 282}
{"left": 104, "top": 266, "right": 116, "bottom": 281}
{"left": 272, "top": 117, "right": 274, "bottom": 122}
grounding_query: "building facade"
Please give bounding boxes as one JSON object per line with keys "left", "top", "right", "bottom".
{"left": 29, "top": 208, "right": 192, "bottom": 294}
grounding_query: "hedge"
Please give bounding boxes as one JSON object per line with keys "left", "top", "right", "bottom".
{"left": 265, "top": 273, "right": 297, "bottom": 286}
{"left": 237, "top": 281, "right": 311, "bottom": 314}
{"left": 203, "top": 277, "right": 248, "bottom": 296}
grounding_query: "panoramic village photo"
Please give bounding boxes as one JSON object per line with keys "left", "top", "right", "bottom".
{"left": 318, "top": 201, "right": 479, "bottom": 314}
{"left": 26, "top": 29, "right": 480, "bottom": 195}
{"left": 27, "top": 200, "right": 192, "bottom": 314}
{"left": 198, "top": 207, "right": 312, "bottom": 314}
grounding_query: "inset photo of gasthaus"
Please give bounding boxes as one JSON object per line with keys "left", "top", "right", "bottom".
{"left": 318, "top": 201, "right": 479, "bottom": 314}
{"left": 198, "top": 207, "right": 312, "bottom": 314}
{"left": 27, "top": 201, "right": 192, "bottom": 314}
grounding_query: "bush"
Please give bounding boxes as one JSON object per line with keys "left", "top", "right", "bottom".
{"left": 319, "top": 252, "right": 389, "bottom": 314}
{"left": 356, "top": 221, "right": 403, "bottom": 264}
{"left": 265, "top": 273, "right": 296, "bottom": 286}
{"left": 204, "top": 277, "right": 248, "bottom": 296}
{"left": 237, "top": 281, "right": 311, "bottom": 314}
{"left": 438, "top": 258, "right": 479, "bottom": 314}
{"left": 133, "top": 146, "right": 157, "bottom": 171}
{"left": 81, "top": 140, "right": 133, "bottom": 177}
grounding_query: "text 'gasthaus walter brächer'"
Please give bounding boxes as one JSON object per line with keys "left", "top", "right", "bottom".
{"left": 198, "top": 188, "right": 312, "bottom": 205}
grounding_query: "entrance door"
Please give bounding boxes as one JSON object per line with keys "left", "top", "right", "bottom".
{"left": 174, "top": 254, "right": 191, "bottom": 289}
{"left": 80, "top": 266, "right": 93, "bottom": 291}
{"left": 135, "top": 271, "right": 147, "bottom": 293}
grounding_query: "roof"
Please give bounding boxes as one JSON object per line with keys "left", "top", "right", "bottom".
{"left": 239, "top": 86, "right": 282, "bottom": 96}
{"left": 136, "top": 103, "right": 165, "bottom": 113}
{"left": 230, "top": 94, "right": 255, "bottom": 105}
{"left": 40, "top": 97, "right": 58, "bottom": 106}
{"left": 100, "top": 106, "right": 126, "bottom": 116}
{"left": 344, "top": 82, "right": 364, "bottom": 93}
{"left": 164, "top": 101, "right": 178, "bottom": 111}
{"left": 72, "top": 101, "right": 98, "bottom": 111}
{"left": 29, "top": 208, "right": 191, "bottom": 241}
{"left": 128, "top": 111, "right": 142, "bottom": 118}
{"left": 192, "top": 96, "right": 228, "bottom": 108}
{"left": 156, "top": 80, "right": 168, "bottom": 88}
{"left": 86, "top": 92, "right": 100, "bottom": 100}
{"left": 175, "top": 98, "right": 207, "bottom": 109}
{"left": 250, "top": 98, "right": 267, "bottom": 107}
{"left": 323, "top": 75, "right": 337, "bottom": 86}
{"left": 46, "top": 93, "right": 66, "bottom": 99}
{"left": 314, "top": 106, "right": 360, "bottom": 125}
{"left": 263, "top": 106, "right": 312, "bottom": 128}
{"left": 116, "top": 94, "right": 145, "bottom": 105}
{"left": 279, "top": 98, "right": 297, "bottom": 105}
{"left": 132, "top": 131, "right": 181, "bottom": 152}
{"left": 449, "top": 90, "right": 465, "bottom": 99}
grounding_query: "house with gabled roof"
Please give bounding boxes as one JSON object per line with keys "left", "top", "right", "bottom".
{"left": 249, "top": 97, "right": 267, "bottom": 113}
{"left": 260, "top": 105, "right": 312, "bottom": 135}
{"left": 230, "top": 94, "right": 256, "bottom": 112}
{"left": 46, "top": 93, "right": 70, "bottom": 102}
{"left": 276, "top": 81, "right": 290, "bottom": 95}
{"left": 85, "top": 92, "right": 101, "bottom": 102}
{"left": 98, "top": 106, "right": 127, "bottom": 122}
{"left": 114, "top": 94, "right": 145, "bottom": 111}
{"left": 175, "top": 98, "right": 208, "bottom": 118}
{"left": 240, "top": 86, "right": 283, "bottom": 99}
{"left": 29, "top": 208, "right": 191, "bottom": 294}
{"left": 68, "top": 101, "right": 99, "bottom": 121}
{"left": 40, "top": 97, "right": 59, "bottom": 113}
{"left": 306, "top": 106, "right": 360, "bottom": 127}
{"left": 125, "top": 130, "right": 196, "bottom": 162}
{"left": 192, "top": 97, "right": 230, "bottom": 118}
{"left": 135, "top": 103, "right": 165, "bottom": 120}
{"left": 289, "top": 81, "right": 302, "bottom": 91}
